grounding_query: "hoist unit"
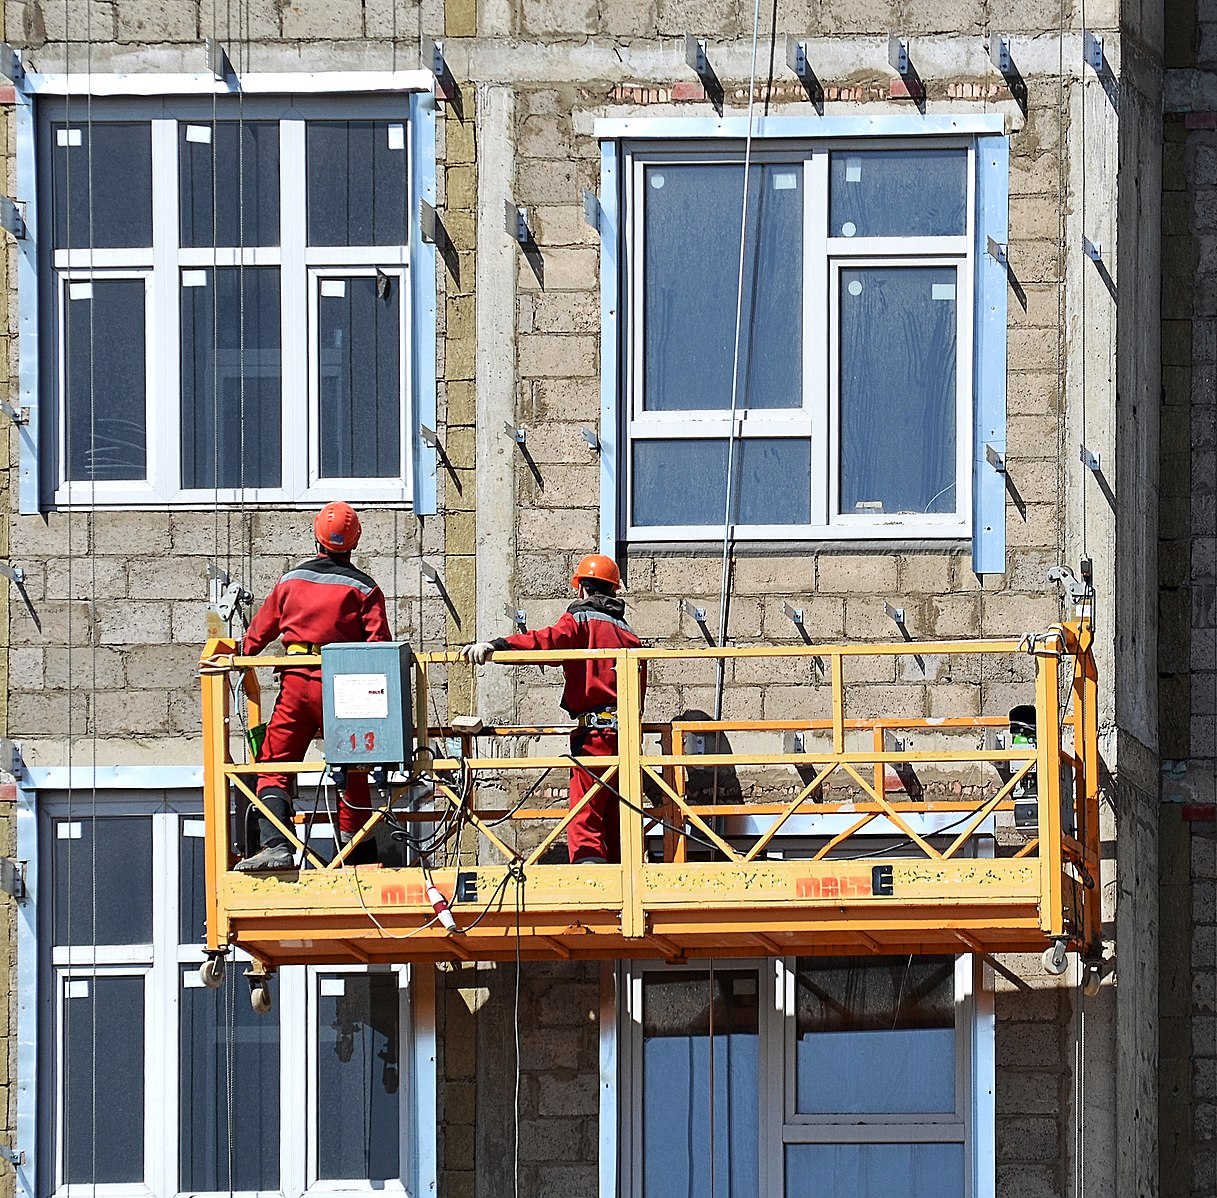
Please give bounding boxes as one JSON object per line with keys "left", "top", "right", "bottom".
{"left": 320, "top": 642, "right": 414, "bottom": 769}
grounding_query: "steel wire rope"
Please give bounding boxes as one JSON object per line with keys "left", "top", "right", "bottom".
{"left": 513, "top": 866, "right": 524, "bottom": 1198}
{"left": 82, "top": 7, "right": 102, "bottom": 1192}
{"left": 1074, "top": 9, "right": 1090, "bottom": 1192}
{"left": 60, "top": 0, "right": 76, "bottom": 1186}
{"left": 712, "top": 0, "right": 766, "bottom": 729}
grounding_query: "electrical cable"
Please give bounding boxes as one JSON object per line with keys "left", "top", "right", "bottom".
{"left": 560, "top": 755, "right": 721, "bottom": 854}
{"left": 513, "top": 864, "right": 524, "bottom": 1198}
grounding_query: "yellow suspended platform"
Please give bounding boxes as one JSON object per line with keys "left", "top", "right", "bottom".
{"left": 198, "top": 622, "right": 1102, "bottom": 976}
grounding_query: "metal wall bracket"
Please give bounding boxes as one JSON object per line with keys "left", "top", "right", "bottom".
{"left": 0, "top": 563, "right": 25, "bottom": 586}
{"left": 419, "top": 199, "right": 439, "bottom": 245}
{"left": 422, "top": 35, "right": 445, "bottom": 80}
{"left": 504, "top": 604, "right": 527, "bottom": 633}
{"left": 582, "top": 190, "right": 600, "bottom": 232}
{"left": 0, "top": 195, "right": 25, "bottom": 240}
{"left": 205, "top": 37, "right": 234, "bottom": 84}
{"left": 985, "top": 443, "right": 1006, "bottom": 473}
{"left": 0, "top": 858, "right": 24, "bottom": 902}
{"left": 420, "top": 423, "right": 442, "bottom": 451}
{"left": 888, "top": 34, "right": 910, "bottom": 76}
{"left": 782, "top": 602, "right": 805, "bottom": 628}
{"left": 1083, "top": 235, "right": 1102, "bottom": 262}
{"left": 883, "top": 602, "right": 906, "bottom": 627}
{"left": 988, "top": 34, "right": 1012, "bottom": 75}
{"left": 420, "top": 561, "right": 442, "bottom": 587}
{"left": 685, "top": 35, "right": 709, "bottom": 78}
{"left": 0, "top": 399, "right": 28, "bottom": 425}
{"left": 581, "top": 426, "right": 601, "bottom": 452}
{"left": 985, "top": 235, "right": 1007, "bottom": 266}
{"left": 680, "top": 598, "right": 707, "bottom": 624}
{"left": 1080, "top": 444, "right": 1101, "bottom": 472}
{"left": 505, "top": 199, "right": 530, "bottom": 244}
{"left": 504, "top": 422, "right": 526, "bottom": 445}
{"left": 0, "top": 1144, "right": 24, "bottom": 1166}
{"left": 1083, "top": 30, "right": 1104, "bottom": 72}
{"left": 787, "top": 38, "right": 810, "bottom": 80}
{"left": 0, "top": 43, "right": 24, "bottom": 86}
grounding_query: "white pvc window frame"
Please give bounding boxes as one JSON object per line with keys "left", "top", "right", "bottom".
{"left": 615, "top": 954, "right": 994, "bottom": 1198}
{"left": 34, "top": 92, "right": 428, "bottom": 511}
{"left": 24, "top": 783, "right": 437, "bottom": 1198}
{"left": 307, "top": 265, "right": 411, "bottom": 500}
{"left": 617, "top": 135, "right": 977, "bottom": 544}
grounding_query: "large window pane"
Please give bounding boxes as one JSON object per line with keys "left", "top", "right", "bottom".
{"left": 633, "top": 438, "right": 811, "bottom": 527}
{"left": 785, "top": 1143, "right": 965, "bottom": 1198}
{"left": 63, "top": 278, "right": 147, "bottom": 482}
{"left": 643, "top": 161, "right": 802, "bottom": 412}
{"left": 62, "top": 975, "right": 145, "bottom": 1183}
{"left": 839, "top": 267, "right": 958, "bottom": 517}
{"left": 317, "top": 275, "right": 402, "bottom": 479}
{"left": 317, "top": 973, "right": 400, "bottom": 1181}
{"left": 829, "top": 149, "right": 967, "bottom": 239}
{"left": 643, "top": 971, "right": 759, "bottom": 1198}
{"left": 180, "top": 266, "right": 282, "bottom": 489}
{"left": 794, "top": 956, "right": 955, "bottom": 1115}
{"left": 52, "top": 122, "right": 152, "bottom": 249}
{"left": 179, "top": 120, "right": 280, "bottom": 248}
{"left": 180, "top": 972, "right": 281, "bottom": 1192}
{"left": 53, "top": 816, "right": 152, "bottom": 946}
{"left": 307, "top": 121, "right": 407, "bottom": 247}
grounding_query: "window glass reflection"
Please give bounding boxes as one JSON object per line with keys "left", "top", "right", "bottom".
{"left": 794, "top": 955, "right": 956, "bottom": 1115}
{"left": 839, "top": 267, "right": 958, "bottom": 517}
{"left": 643, "top": 970, "right": 759, "bottom": 1197}
{"left": 316, "top": 972, "right": 400, "bottom": 1181}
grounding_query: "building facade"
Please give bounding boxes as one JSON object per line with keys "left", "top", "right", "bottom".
{"left": 0, "top": 0, "right": 1205, "bottom": 1195}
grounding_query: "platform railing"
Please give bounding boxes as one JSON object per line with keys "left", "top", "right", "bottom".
{"left": 198, "top": 620, "right": 1100, "bottom": 964}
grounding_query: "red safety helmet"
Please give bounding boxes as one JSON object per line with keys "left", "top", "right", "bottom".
{"left": 314, "top": 502, "right": 362, "bottom": 552}
{"left": 572, "top": 553, "right": 621, "bottom": 591}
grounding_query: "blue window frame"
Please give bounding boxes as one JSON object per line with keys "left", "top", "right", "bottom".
{"left": 12, "top": 73, "right": 437, "bottom": 515}
{"left": 595, "top": 117, "right": 1009, "bottom": 574}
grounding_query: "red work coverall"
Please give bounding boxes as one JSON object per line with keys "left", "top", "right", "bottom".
{"left": 492, "top": 594, "right": 643, "bottom": 863}
{"left": 243, "top": 555, "right": 390, "bottom": 837}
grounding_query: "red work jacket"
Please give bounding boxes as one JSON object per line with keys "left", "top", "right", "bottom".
{"left": 242, "top": 555, "right": 390, "bottom": 667}
{"left": 493, "top": 594, "right": 644, "bottom": 716}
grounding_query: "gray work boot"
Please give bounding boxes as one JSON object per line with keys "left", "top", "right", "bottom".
{"left": 235, "top": 844, "right": 296, "bottom": 872}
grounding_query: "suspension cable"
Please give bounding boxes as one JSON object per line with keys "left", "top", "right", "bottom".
{"left": 712, "top": 0, "right": 766, "bottom": 723}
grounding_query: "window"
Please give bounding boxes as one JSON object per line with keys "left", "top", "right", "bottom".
{"left": 37, "top": 796, "right": 431, "bottom": 1197}
{"left": 620, "top": 956, "right": 993, "bottom": 1197}
{"left": 603, "top": 120, "right": 1009, "bottom": 554}
{"left": 34, "top": 94, "right": 434, "bottom": 509}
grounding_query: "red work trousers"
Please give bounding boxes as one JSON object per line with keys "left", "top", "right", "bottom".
{"left": 256, "top": 670, "right": 369, "bottom": 837}
{"left": 568, "top": 729, "right": 619, "bottom": 864}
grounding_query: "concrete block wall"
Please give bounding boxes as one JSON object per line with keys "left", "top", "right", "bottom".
{"left": 1159, "top": 99, "right": 1217, "bottom": 1198}
{"left": 0, "top": 3, "right": 1159, "bottom": 1198}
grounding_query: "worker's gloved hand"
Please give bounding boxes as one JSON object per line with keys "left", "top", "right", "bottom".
{"left": 460, "top": 641, "right": 496, "bottom": 665}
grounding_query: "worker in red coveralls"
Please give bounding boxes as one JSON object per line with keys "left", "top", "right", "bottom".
{"left": 461, "top": 554, "right": 642, "bottom": 865}
{"left": 235, "top": 502, "right": 390, "bottom": 871}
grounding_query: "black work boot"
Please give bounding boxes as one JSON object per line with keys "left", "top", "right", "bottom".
{"left": 236, "top": 788, "right": 296, "bottom": 872}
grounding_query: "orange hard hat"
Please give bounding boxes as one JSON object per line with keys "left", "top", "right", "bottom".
{"left": 314, "top": 502, "right": 362, "bottom": 552}
{"left": 572, "top": 553, "right": 620, "bottom": 591}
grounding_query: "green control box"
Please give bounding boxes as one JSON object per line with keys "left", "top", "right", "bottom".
{"left": 321, "top": 642, "right": 414, "bottom": 767}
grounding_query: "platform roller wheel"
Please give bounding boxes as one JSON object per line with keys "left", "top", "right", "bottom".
{"left": 247, "top": 975, "right": 273, "bottom": 1015}
{"left": 199, "top": 955, "right": 226, "bottom": 989}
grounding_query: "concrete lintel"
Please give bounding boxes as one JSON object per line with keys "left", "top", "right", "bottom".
{"left": 454, "top": 31, "right": 1113, "bottom": 87}
{"left": 473, "top": 83, "right": 518, "bottom": 724}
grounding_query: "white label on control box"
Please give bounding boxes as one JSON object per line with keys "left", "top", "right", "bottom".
{"left": 333, "top": 673, "right": 389, "bottom": 720}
